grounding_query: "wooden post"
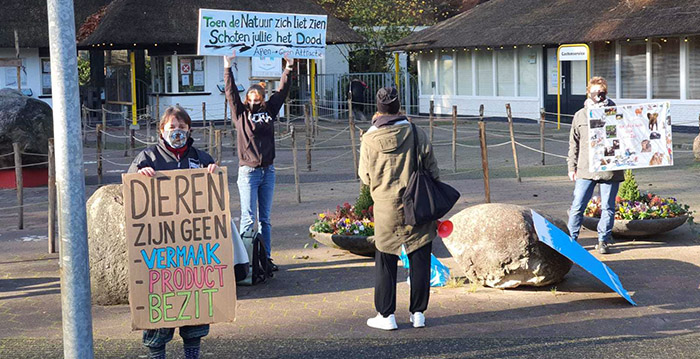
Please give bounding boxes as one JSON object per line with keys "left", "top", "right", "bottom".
{"left": 13, "top": 142, "right": 23, "bottom": 230}
{"left": 101, "top": 105, "right": 107, "bottom": 130}
{"left": 123, "top": 116, "right": 129, "bottom": 157}
{"left": 540, "top": 108, "right": 546, "bottom": 166}
{"left": 146, "top": 105, "right": 151, "bottom": 143}
{"left": 291, "top": 126, "right": 301, "bottom": 203}
{"left": 81, "top": 106, "right": 88, "bottom": 143}
{"left": 96, "top": 124, "right": 103, "bottom": 184}
{"left": 429, "top": 100, "right": 435, "bottom": 143}
{"left": 479, "top": 121, "right": 491, "bottom": 203}
{"left": 215, "top": 129, "right": 222, "bottom": 165}
{"left": 14, "top": 30, "right": 21, "bottom": 92}
{"left": 285, "top": 97, "right": 291, "bottom": 133}
{"left": 130, "top": 128, "right": 136, "bottom": 157}
{"left": 452, "top": 105, "right": 457, "bottom": 173}
{"left": 506, "top": 104, "right": 521, "bottom": 182}
{"left": 349, "top": 99, "right": 359, "bottom": 179}
{"left": 208, "top": 122, "right": 214, "bottom": 153}
{"left": 48, "top": 138, "right": 57, "bottom": 253}
{"left": 304, "top": 103, "right": 312, "bottom": 171}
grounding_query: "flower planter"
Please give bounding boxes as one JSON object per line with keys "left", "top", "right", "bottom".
{"left": 309, "top": 226, "right": 376, "bottom": 257}
{"left": 581, "top": 215, "right": 689, "bottom": 238}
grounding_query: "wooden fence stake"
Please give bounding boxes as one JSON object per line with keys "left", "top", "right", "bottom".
{"left": 479, "top": 120, "right": 491, "bottom": 203}
{"left": 304, "top": 103, "right": 312, "bottom": 171}
{"left": 452, "top": 105, "right": 457, "bottom": 173}
{"left": 429, "top": 100, "right": 435, "bottom": 143}
{"left": 96, "top": 124, "right": 103, "bottom": 184}
{"left": 291, "top": 126, "right": 301, "bottom": 203}
{"left": 506, "top": 104, "right": 521, "bottom": 182}
{"left": 81, "top": 106, "right": 87, "bottom": 144}
{"left": 349, "top": 100, "right": 359, "bottom": 179}
{"left": 13, "top": 142, "right": 23, "bottom": 229}
{"left": 123, "top": 116, "right": 129, "bottom": 157}
{"left": 540, "top": 108, "right": 546, "bottom": 166}
{"left": 48, "top": 138, "right": 57, "bottom": 253}
{"left": 130, "top": 128, "right": 136, "bottom": 157}
{"left": 215, "top": 129, "right": 222, "bottom": 165}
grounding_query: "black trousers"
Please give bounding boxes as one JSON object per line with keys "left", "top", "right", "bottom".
{"left": 374, "top": 241, "right": 432, "bottom": 317}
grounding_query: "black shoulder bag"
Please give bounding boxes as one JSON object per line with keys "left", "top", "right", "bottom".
{"left": 402, "top": 123, "right": 460, "bottom": 226}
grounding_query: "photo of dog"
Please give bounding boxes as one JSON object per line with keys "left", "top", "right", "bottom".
{"left": 650, "top": 132, "right": 661, "bottom": 140}
{"left": 635, "top": 107, "right": 643, "bottom": 116}
{"left": 648, "top": 112, "right": 658, "bottom": 131}
{"left": 615, "top": 114, "right": 624, "bottom": 120}
{"left": 641, "top": 139, "right": 651, "bottom": 153}
{"left": 649, "top": 152, "right": 664, "bottom": 166}
{"left": 605, "top": 107, "right": 617, "bottom": 116}
{"left": 604, "top": 146, "right": 616, "bottom": 157}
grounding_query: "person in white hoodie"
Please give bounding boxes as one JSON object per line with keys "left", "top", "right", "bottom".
{"left": 359, "top": 87, "right": 440, "bottom": 330}
{"left": 567, "top": 77, "right": 624, "bottom": 254}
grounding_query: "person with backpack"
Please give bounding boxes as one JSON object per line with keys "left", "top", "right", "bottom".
{"left": 128, "top": 105, "right": 218, "bottom": 359}
{"left": 358, "top": 87, "right": 440, "bottom": 330}
{"left": 223, "top": 50, "right": 294, "bottom": 272}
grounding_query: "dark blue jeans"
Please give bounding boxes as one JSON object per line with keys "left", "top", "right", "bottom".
{"left": 567, "top": 179, "right": 620, "bottom": 243}
{"left": 142, "top": 324, "right": 209, "bottom": 353}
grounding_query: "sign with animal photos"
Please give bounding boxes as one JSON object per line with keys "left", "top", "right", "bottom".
{"left": 122, "top": 168, "right": 236, "bottom": 330}
{"left": 587, "top": 102, "right": 673, "bottom": 172}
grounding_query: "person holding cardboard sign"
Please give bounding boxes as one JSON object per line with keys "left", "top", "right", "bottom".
{"left": 224, "top": 50, "right": 294, "bottom": 271}
{"left": 567, "top": 77, "right": 624, "bottom": 255}
{"left": 128, "top": 105, "right": 218, "bottom": 359}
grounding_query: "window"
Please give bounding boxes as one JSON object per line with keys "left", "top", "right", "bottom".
{"left": 570, "top": 60, "right": 588, "bottom": 95}
{"left": 475, "top": 50, "right": 493, "bottom": 96}
{"left": 2, "top": 59, "right": 27, "bottom": 88}
{"left": 592, "top": 42, "right": 616, "bottom": 96}
{"left": 687, "top": 36, "right": 700, "bottom": 99}
{"left": 620, "top": 40, "right": 647, "bottom": 98}
{"left": 178, "top": 56, "right": 205, "bottom": 93}
{"left": 518, "top": 47, "right": 538, "bottom": 97}
{"left": 456, "top": 51, "right": 473, "bottom": 96}
{"left": 438, "top": 54, "right": 454, "bottom": 95}
{"left": 546, "top": 48, "right": 559, "bottom": 95}
{"left": 41, "top": 59, "right": 51, "bottom": 95}
{"left": 651, "top": 37, "right": 680, "bottom": 99}
{"left": 496, "top": 49, "right": 514, "bottom": 96}
{"left": 419, "top": 54, "right": 435, "bottom": 95}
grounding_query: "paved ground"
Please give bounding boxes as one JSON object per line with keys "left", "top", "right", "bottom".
{"left": 1, "top": 119, "right": 699, "bottom": 358}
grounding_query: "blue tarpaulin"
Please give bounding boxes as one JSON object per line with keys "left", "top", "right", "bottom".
{"left": 531, "top": 210, "right": 637, "bottom": 306}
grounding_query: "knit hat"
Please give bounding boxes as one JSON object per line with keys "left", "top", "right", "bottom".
{"left": 376, "top": 87, "right": 400, "bottom": 114}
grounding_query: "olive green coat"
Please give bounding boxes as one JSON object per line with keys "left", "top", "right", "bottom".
{"left": 359, "top": 123, "right": 439, "bottom": 256}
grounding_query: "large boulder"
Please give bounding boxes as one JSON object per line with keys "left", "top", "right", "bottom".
{"left": 443, "top": 204, "right": 572, "bottom": 289}
{"left": 87, "top": 184, "right": 128, "bottom": 305}
{"left": 0, "top": 89, "right": 53, "bottom": 168}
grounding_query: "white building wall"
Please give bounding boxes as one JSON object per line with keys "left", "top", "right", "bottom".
{"left": 0, "top": 48, "right": 52, "bottom": 107}
{"left": 419, "top": 95, "right": 541, "bottom": 119}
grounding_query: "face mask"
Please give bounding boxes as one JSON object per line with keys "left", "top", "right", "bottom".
{"left": 163, "top": 129, "right": 189, "bottom": 148}
{"left": 590, "top": 91, "right": 607, "bottom": 103}
{"left": 249, "top": 102, "right": 262, "bottom": 113}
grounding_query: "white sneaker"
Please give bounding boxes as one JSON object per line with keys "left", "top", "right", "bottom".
{"left": 366, "top": 313, "right": 398, "bottom": 330}
{"left": 410, "top": 312, "right": 426, "bottom": 328}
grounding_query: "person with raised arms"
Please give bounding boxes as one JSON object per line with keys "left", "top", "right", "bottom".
{"left": 223, "top": 50, "right": 294, "bottom": 271}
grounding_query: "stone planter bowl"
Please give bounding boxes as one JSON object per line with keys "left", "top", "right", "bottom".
{"left": 581, "top": 215, "right": 689, "bottom": 238}
{"left": 309, "top": 226, "right": 376, "bottom": 257}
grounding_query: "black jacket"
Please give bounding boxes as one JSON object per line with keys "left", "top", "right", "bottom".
{"left": 128, "top": 136, "right": 215, "bottom": 174}
{"left": 225, "top": 67, "right": 291, "bottom": 168}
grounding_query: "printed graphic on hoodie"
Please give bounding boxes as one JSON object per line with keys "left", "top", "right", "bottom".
{"left": 249, "top": 112, "right": 273, "bottom": 124}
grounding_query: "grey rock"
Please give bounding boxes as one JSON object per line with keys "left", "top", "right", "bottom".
{"left": 443, "top": 203, "right": 572, "bottom": 289}
{"left": 0, "top": 89, "right": 53, "bottom": 167}
{"left": 87, "top": 184, "right": 128, "bottom": 305}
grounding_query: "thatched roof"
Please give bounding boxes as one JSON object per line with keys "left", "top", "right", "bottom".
{"left": 388, "top": 0, "right": 700, "bottom": 51}
{"left": 0, "top": 0, "right": 110, "bottom": 48}
{"left": 79, "top": 0, "right": 364, "bottom": 48}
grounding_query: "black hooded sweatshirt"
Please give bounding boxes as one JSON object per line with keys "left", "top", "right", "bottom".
{"left": 128, "top": 136, "right": 215, "bottom": 174}
{"left": 225, "top": 66, "right": 291, "bottom": 168}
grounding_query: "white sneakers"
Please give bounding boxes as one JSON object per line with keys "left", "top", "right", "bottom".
{"left": 367, "top": 313, "right": 398, "bottom": 330}
{"left": 409, "top": 312, "right": 426, "bottom": 328}
{"left": 366, "top": 312, "right": 426, "bottom": 330}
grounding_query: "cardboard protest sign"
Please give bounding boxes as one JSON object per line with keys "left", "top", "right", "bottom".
{"left": 530, "top": 210, "right": 636, "bottom": 305}
{"left": 587, "top": 102, "right": 673, "bottom": 172}
{"left": 122, "top": 168, "right": 236, "bottom": 330}
{"left": 197, "top": 9, "right": 327, "bottom": 59}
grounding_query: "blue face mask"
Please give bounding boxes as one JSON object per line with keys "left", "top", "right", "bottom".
{"left": 163, "top": 129, "right": 189, "bottom": 148}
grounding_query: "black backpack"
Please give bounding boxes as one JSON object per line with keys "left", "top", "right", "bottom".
{"left": 238, "top": 231, "right": 273, "bottom": 286}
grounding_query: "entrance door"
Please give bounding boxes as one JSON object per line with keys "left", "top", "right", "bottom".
{"left": 543, "top": 47, "right": 588, "bottom": 122}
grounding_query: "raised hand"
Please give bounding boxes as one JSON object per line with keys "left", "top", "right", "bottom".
{"left": 224, "top": 50, "right": 237, "bottom": 69}
{"left": 284, "top": 54, "right": 295, "bottom": 69}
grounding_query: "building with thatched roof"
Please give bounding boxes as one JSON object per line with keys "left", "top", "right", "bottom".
{"left": 76, "top": 0, "right": 364, "bottom": 119}
{"left": 0, "top": 0, "right": 109, "bottom": 104}
{"left": 388, "top": 0, "right": 700, "bottom": 127}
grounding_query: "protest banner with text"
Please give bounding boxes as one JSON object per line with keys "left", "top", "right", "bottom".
{"left": 587, "top": 102, "right": 673, "bottom": 172}
{"left": 122, "top": 168, "right": 236, "bottom": 330}
{"left": 197, "top": 9, "right": 328, "bottom": 59}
